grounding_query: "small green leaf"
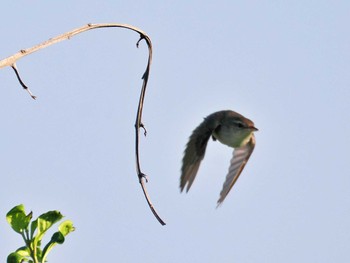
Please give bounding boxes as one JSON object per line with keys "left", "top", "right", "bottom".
{"left": 59, "top": 220, "right": 75, "bottom": 236}
{"left": 36, "top": 211, "right": 63, "bottom": 241}
{"left": 6, "top": 204, "right": 32, "bottom": 234}
{"left": 7, "top": 251, "right": 29, "bottom": 263}
{"left": 15, "top": 247, "right": 30, "bottom": 257}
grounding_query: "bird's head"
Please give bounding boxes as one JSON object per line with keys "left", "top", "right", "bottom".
{"left": 214, "top": 112, "right": 258, "bottom": 148}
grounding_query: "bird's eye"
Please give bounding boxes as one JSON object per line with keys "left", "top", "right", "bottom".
{"left": 237, "top": 122, "right": 244, "bottom": 128}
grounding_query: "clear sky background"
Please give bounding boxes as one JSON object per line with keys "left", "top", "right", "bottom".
{"left": 1, "top": 1, "right": 349, "bottom": 262}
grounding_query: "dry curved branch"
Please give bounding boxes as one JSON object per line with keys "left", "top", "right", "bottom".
{"left": 0, "top": 23, "right": 166, "bottom": 226}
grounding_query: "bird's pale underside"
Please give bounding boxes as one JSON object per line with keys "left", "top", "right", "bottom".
{"left": 180, "top": 110, "right": 257, "bottom": 206}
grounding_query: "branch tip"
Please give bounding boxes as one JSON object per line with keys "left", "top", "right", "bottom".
{"left": 140, "top": 123, "right": 147, "bottom": 136}
{"left": 140, "top": 179, "right": 166, "bottom": 226}
{"left": 136, "top": 34, "right": 145, "bottom": 48}
{"left": 11, "top": 64, "right": 37, "bottom": 100}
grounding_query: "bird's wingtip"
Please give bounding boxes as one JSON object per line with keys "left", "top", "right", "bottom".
{"left": 216, "top": 200, "right": 223, "bottom": 208}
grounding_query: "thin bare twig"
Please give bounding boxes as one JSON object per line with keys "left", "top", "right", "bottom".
{"left": 0, "top": 23, "right": 166, "bottom": 225}
{"left": 11, "top": 64, "right": 37, "bottom": 99}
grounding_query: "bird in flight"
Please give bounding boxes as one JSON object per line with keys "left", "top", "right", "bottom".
{"left": 180, "top": 110, "right": 258, "bottom": 206}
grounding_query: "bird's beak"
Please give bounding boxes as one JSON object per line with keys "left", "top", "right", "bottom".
{"left": 250, "top": 126, "right": 258, "bottom": 131}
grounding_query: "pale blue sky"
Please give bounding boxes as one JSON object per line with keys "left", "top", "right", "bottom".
{"left": 1, "top": 1, "right": 350, "bottom": 262}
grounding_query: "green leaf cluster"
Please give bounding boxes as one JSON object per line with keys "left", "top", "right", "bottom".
{"left": 6, "top": 204, "right": 75, "bottom": 263}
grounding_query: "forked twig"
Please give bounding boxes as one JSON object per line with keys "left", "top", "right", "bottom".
{"left": 0, "top": 23, "right": 166, "bottom": 225}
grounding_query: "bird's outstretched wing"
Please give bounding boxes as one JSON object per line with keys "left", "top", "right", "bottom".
{"left": 180, "top": 113, "right": 222, "bottom": 192}
{"left": 217, "top": 134, "right": 256, "bottom": 205}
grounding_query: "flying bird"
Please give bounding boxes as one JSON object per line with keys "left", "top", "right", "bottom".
{"left": 180, "top": 110, "right": 258, "bottom": 205}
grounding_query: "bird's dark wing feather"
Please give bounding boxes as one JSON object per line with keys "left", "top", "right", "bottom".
{"left": 180, "top": 113, "right": 222, "bottom": 192}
